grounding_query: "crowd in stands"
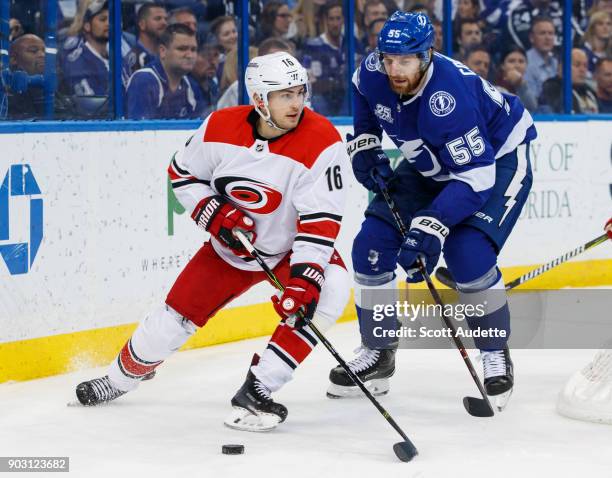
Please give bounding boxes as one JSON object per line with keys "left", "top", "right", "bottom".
{"left": 2, "top": 0, "right": 612, "bottom": 120}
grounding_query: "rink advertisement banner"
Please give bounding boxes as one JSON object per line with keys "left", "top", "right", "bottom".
{"left": 0, "top": 120, "right": 610, "bottom": 381}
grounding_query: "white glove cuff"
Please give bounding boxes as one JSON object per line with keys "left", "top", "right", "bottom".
{"left": 346, "top": 133, "right": 381, "bottom": 160}
{"left": 410, "top": 216, "right": 449, "bottom": 245}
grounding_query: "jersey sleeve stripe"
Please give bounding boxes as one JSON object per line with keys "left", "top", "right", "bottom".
{"left": 299, "top": 212, "right": 342, "bottom": 222}
{"left": 297, "top": 220, "right": 341, "bottom": 240}
{"left": 171, "top": 157, "right": 191, "bottom": 176}
{"left": 294, "top": 235, "right": 335, "bottom": 248}
{"left": 171, "top": 178, "right": 211, "bottom": 189}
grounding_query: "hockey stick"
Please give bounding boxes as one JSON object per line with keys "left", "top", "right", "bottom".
{"left": 373, "top": 174, "right": 495, "bottom": 418}
{"left": 435, "top": 232, "right": 611, "bottom": 292}
{"left": 234, "top": 230, "right": 418, "bottom": 462}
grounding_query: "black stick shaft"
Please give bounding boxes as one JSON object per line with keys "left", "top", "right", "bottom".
{"left": 374, "top": 175, "right": 494, "bottom": 413}
{"left": 234, "top": 231, "right": 416, "bottom": 445}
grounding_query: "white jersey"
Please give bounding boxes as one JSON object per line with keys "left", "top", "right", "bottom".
{"left": 168, "top": 106, "right": 349, "bottom": 271}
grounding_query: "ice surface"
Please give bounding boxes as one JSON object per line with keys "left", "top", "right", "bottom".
{"left": 1, "top": 322, "right": 611, "bottom": 478}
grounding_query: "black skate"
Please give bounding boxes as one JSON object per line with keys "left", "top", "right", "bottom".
{"left": 327, "top": 346, "right": 396, "bottom": 398}
{"left": 224, "top": 354, "right": 288, "bottom": 432}
{"left": 482, "top": 347, "right": 514, "bottom": 411}
{"left": 76, "top": 375, "right": 127, "bottom": 406}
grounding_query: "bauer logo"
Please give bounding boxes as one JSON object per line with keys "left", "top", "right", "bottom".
{"left": 0, "top": 164, "right": 43, "bottom": 275}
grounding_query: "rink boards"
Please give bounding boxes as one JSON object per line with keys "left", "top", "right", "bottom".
{"left": 1, "top": 120, "right": 611, "bottom": 382}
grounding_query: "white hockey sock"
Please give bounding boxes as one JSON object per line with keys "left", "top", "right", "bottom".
{"left": 108, "top": 305, "right": 197, "bottom": 391}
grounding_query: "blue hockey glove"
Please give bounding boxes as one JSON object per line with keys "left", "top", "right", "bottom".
{"left": 398, "top": 211, "right": 449, "bottom": 283}
{"left": 346, "top": 133, "right": 393, "bottom": 192}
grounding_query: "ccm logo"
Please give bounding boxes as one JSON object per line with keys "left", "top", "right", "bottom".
{"left": 303, "top": 267, "right": 325, "bottom": 288}
{"left": 416, "top": 218, "right": 449, "bottom": 238}
{"left": 198, "top": 198, "right": 220, "bottom": 229}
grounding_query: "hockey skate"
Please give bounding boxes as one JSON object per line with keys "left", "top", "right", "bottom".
{"left": 75, "top": 375, "right": 127, "bottom": 406}
{"left": 224, "top": 355, "right": 288, "bottom": 432}
{"left": 482, "top": 348, "right": 514, "bottom": 412}
{"left": 327, "top": 346, "right": 396, "bottom": 398}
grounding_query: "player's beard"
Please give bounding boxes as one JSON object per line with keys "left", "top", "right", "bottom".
{"left": 388, "top": 70, "right": 424, "bottom": 96}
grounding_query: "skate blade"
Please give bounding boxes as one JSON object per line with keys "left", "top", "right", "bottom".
{"left": 492, "top": 388, "right": 513, "bottom": 412}
{"left": 223, "top": 406, "right": 281, "bottom": 432}
{"left": 326, "top": 378, "right": 390, "bottom": 399}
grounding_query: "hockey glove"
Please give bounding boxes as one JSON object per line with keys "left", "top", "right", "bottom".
{"left": 346, "top": 133, "right": 393, "bottom": 193}
{"left": 271, "top": 263, "right": 325, "bottom": 329}
{"left": 398, "top": 211, "right": 449, "bottom": 283}
{"left": 192, "top": 195, "right": 256, "bottom": 257}
{"left": 605, "top": 218, "right": 612, "bottom": 240}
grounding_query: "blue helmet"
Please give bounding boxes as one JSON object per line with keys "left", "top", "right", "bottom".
{"left": 377, "top": 11, "right": 435, "bottom": 56}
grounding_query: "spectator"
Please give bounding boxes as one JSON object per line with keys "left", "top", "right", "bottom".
{"left": 454, "top": 18, "right": 482, "bottom": 61}
{"left": 581, "top": 11, "right": 612, "bottom": 73}
{"left": 126, "top": 2, "right": 168, "bottom": 75}
{"left": 302, "top": 0, "right": 348, "bottom": 116}
{"left": 126, "top": 24, "right": 204, "bottom": 119}
{"left": 9, "top": 18, "right": 25, "bottom": 41}
{"left": 293, "top": 0, "right": 326, "bottom": 49}
{"left": 217, "top": 38, "right": 294, "bottom": 109}
{"left": 455, "top": 0, "right": 480, "bottom": 21}
{"left": 524, "top": 16, "right": 558, "bottom": 100}
{"left": 594, "top": 57, "right": 612, "bottom": 112}
{"left": 359, "top": 0, "right": 388, "bottom": 51}
{"left": 61, "top": 0, "right": 110, "bottom": 110}
{"left": 505, "top": 0, "right": 563, "bottom": 51}
{"left": 6, "top": 34, "right": 45, "bottom": 119}
{"left": 590, "top": 0, "right": 612, "bottom": 15}
{"left": 218, "top": 46, "right": 258, "bottom": 95}
{"left": 209, "top": 15, "right": 238, "bottom": 53}
{"left": 257, "top": 2, "right": 294, "bottom": 44}
{"left": 191, "top": 44, "right": 221, "bottom": 115}
{"left": 464, "top": 44, "right": 490, "bottom": 79}
{"left": 432, "top": 17, "right": 443, "bottom": 52}
{"left": 494, "top": 46, "right": 538, "bottom": 112}
{"left": 168, "top": 7, "right": 198, "bottom": 34}
{"left": 539, "top": 48, "right": 598, "bottom": 113}
{"left": 366, "top": 18, "right": 386, "bottom": 53}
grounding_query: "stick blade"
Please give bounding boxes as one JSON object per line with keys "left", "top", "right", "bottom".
{"left": 463, "top": 396, "right": 495, "bottom": 417}
{"left": 393, "top": 440, "right": 418, "bottom": 462}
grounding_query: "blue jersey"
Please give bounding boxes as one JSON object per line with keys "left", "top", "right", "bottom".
{"left": 125, "top": 60, "right": 205, "bottom": 120}
{"left": 61, "top": 41, "right": 109, "bottom": 96}
{"left": 353, "top": 52, "right": 537, "bottom": 227}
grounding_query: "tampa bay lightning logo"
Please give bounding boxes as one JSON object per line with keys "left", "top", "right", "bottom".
{"left": 429, "top": 91, "right": 456, "bottom": 117}
{"left": 365, "top": 52, "right": 381, "bottom": 72}
{"left": 214, "top": 176, "right": 282, "bottom": 214}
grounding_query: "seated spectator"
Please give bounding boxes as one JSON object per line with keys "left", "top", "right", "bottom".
{"left": 124, "top": 2, "right": 168, "bottom": 78}
{"left": 256, "top": 2, "right": 294, "bottom": 44}
{"left": 126, "top": 24, "right": 204, "bottom": 119}
{"left": 594, "top": 57, "right": 612, "bottom": 112}
{"left": 539, "top": 48, "right": 598, "bottom": 113}
{"left": 6, "top": 34, "right": 46, "bottom": 119}
{"left": 455, "top": 0, "right": 480, "bottom": 21}
{"left": 302, "top": 0, "right": 348, "bottom": 116}
{"left": 60, "top": 0, "right": 110, "bottom": 117}
{"left": 366, "top": 18, "right": 386, "bottom": 53}
{"left": 168, "top": 7, "right": 198, "bottom": 34}
{"left": 464, "top": 44, "right": 491, "bottom": 79}
{"left": 432, "top": 17, "right": 443, "bottom": 52}
{"left": 359, "top": 0, "right": 388, "bottom": 50}
{"left": 505, "top": 0, "right": 563, "bottom": 51}
{"left": 209, "top": 15, "right": 238, "bottom": 54}
{"left": 590, "top": 0, "right": 612, "bottom": 15}
{"left": 581, "top": 11, "right": 612, "bottom": 73}
{"left": 524, "top": 16, "right": 558, "bottom": 100}
{"left": 494, "top": 46, "right": 538, "bottom": 112}
{"left": 454, "top": 18, "right": 482, "bottom": 62}
{"left": 191, "top": 44, "right": 221, "bottom": 115}
{"left": 9, "top": 18, "right": 25, "bottom": 41}
{"left": 292, "top": 0, "right": 326, "bottom": 50}
{"left": 218, "top": 46, "right": 258, "bottom": 101}
{"left": 217, "top": 38, "right": 293, "bottom": 109}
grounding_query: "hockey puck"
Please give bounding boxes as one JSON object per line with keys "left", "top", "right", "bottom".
{"left": 222, "top": 444, "right": 245, "bottom": 455}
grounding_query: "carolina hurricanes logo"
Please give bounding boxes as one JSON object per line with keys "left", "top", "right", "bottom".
{"left": 214, "top": 176, "right": 283, "bottom": 214}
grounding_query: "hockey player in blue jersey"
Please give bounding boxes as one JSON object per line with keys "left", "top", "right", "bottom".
{"left": 327, "top": 12, "right": 537, "bottom": 410}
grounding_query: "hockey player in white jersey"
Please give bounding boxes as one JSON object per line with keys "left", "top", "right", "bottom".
{"left": 75, "top": 52, "right": 351, "bottom": 432}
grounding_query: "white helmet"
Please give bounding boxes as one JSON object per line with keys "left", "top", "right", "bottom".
{"left": 245, "top": 51, "right": 309, "bottom": 130}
